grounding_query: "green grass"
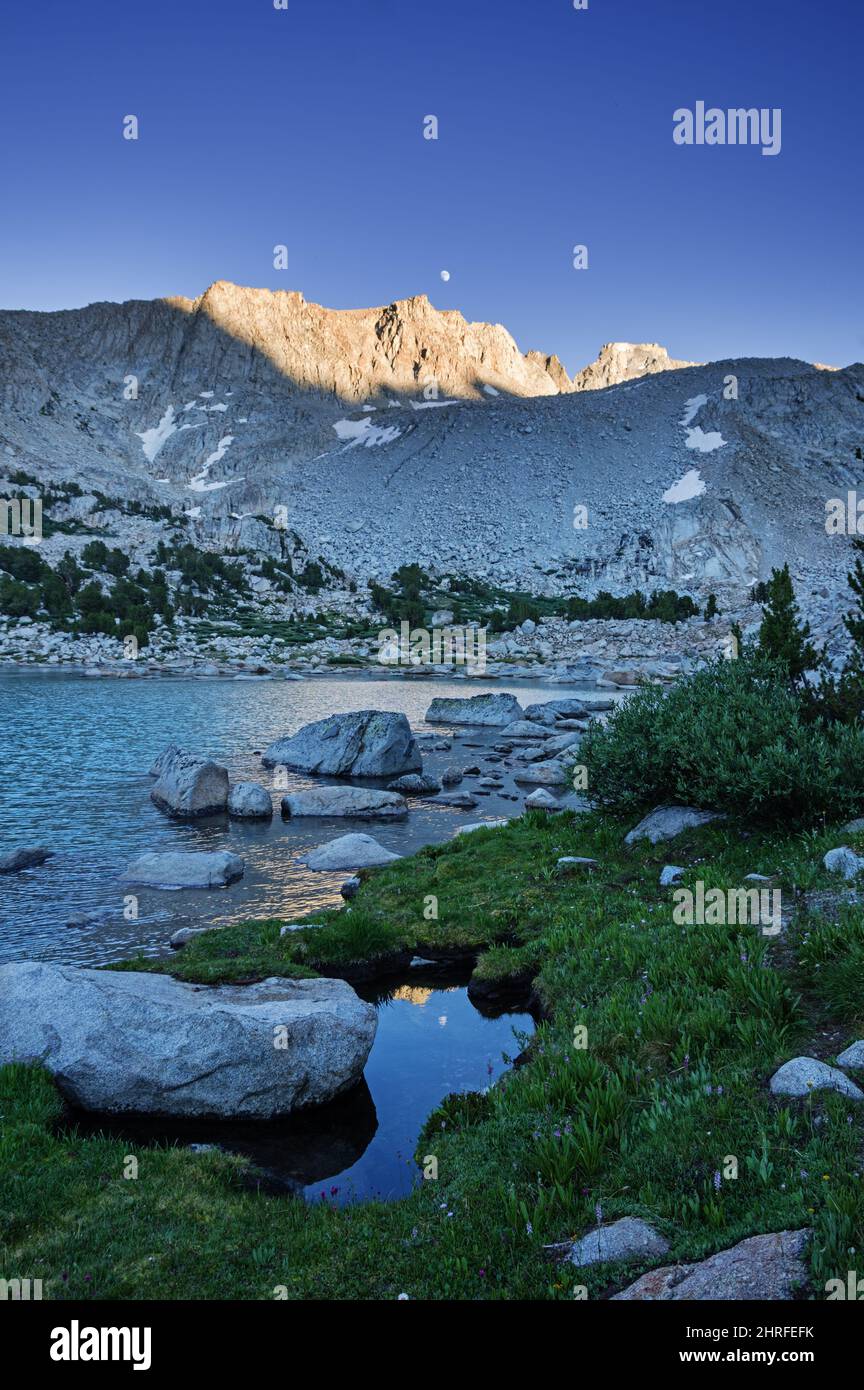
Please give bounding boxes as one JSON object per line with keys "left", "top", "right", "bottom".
{"left": 3, "top": 810, "right": 864, "bottom": 1300}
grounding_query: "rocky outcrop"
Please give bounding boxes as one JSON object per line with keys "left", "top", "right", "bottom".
{"left": 0, "top": 962, "right": 377, "bottom": 1118}
{"left": 227, "top": 781, "right": 273, "bottom": 818}
{"left": 121, "top": 850, "right": 244, "bottom": 889}
{"left": 281, "top": 787, "right": 407, "bottom": 820}
{"left": 570, "top": 342, "right": 697, "bottom": 393}
{"left": 261, "top": 710, "right": 421, "bottom": 777}
{"left": 304, "top": 833, "right": 402, "bottom": 870}
{"left": 149, "top": 747, "right": 229, "bottom": 818}
{"left": 425, "top": 693, "right": 523, "bottom": 726}
{"left": 612, "top": 1229, "right": 811, "bottom": 1301}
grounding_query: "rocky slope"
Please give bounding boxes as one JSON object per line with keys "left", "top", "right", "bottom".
{"left": 0, "top": 282, "right": 862, "bottom": 632}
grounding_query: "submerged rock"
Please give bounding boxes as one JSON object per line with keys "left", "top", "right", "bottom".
{"left": 305, "top": 833, "right": 402, "bottom": 870}
{"left": 261, "top": 709, "right": 421, "bottom": 777}
{"left": 425, "top": 693, "right": 523, "bottom": 726}
{"left": 0, "top": 847, "right": 54, "bottom": 875}
{"left": 121, "top": 850, "right": 245, "bottom": 889}
{"left": 612, "top": 1229, "right": 812, "bottom": 1301}
{"left": 150, "top": 747, "right": 229, "bottom": 818}
{"left": 0, "top": 962, "right": 377, "bottom": 1118}
{"left": 282, "top": 787, "right": 407, "bottom": 820}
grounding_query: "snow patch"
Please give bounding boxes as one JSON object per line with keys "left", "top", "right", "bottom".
{"left": 679, "top": 393, "right": 725, "bottom": 454}
{"left": 483, "top": 385, "right": 500, "bottom": 397}
{"left": 685, "top": 427, "right": 725, "bottom": 453}
{"left": 189, "top": 436, "right": 239, "bottom": 492}
{"left": 663, "top": 468, "right": 706, "bottom": 504}
{"left": 333, "top": 419, "right": 402, "bottom": 449}
{"left": 136, "top": 406, "right": 177, "bottom": 462}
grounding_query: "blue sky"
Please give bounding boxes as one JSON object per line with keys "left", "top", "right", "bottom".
{"left": 1, "top": 0, "right": 861, "bottom": 372}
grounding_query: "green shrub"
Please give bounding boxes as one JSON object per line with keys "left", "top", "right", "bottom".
{"left": 580, "top": 651, "right": 864, "bottom": 826}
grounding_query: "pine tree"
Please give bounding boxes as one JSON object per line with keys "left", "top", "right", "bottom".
{"left": 705, "top": 593, "right": 719, "bottom": 620}
{"left": 757, "top": 564, "right": 820, "bottom": 683}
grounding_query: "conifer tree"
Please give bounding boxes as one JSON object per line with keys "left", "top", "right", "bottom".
{"left": 757, "top": 564, "right": 820, "bottom": 683}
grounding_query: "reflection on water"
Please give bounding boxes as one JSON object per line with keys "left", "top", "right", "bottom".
{"left": 0, "top": 670, "right": 597, "bottom": 967}
{"left": 66, "top": 970, "right": 535, "bottom": 1203}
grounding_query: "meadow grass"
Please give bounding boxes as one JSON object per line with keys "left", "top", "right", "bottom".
{"left": 3, "top": 809, "right": 864, "bottom": 1299}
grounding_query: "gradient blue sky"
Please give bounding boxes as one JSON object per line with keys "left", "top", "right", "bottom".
{"left": 1, "top": 0, "right": 861, "bottom": 372}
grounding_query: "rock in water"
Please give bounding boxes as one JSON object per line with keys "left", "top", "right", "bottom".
{"left": 121, "top": 850, "right": 245, "bottom": 889}
{"left": 513, "top": 760, "right": 568, "bottom": 786}
{"left": 425, "top": 693, "right": 524, "bottom": 726}
{"left": 0, "top": 963, "right": 377, "bottom": 1118}
{"left": 282, "top": 787, "right": 407, "bottom": 820}
{"left": 523, "top": 698, "right": 590, "bottom": 725}
{"left": 624, "top": 804, "right": 725, "bottom": 845}
{"left": 524, "top": 788, "right": 560, "bottom": 810}
{"left": 228, "top": 782, "right": 273, "bottom": 818}
{"left": 612, "top": 1229, "right": 812, "bottom": 1301}
{"left": 0, "top": 847, "right": 54, "bottom": 875}
{"left": 305, "top": 833, "right": 402, "bottom": 870}
{"left": 261, "top": 710, "right": 420, "bottom": 777}
{"left": 149, "top": 747, "right": 229, "bottom": 818}
{"left": 386, "top": 774, "right": 442, "bottom": 795}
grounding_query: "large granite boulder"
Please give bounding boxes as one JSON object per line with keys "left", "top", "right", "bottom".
{"left": 612, "top": 1229, "right": 812, "bottom": 1301}
{"left": 304, "top": 833, "right": 403, "bottom": 870}
{"left": 149, "top": 746, "right": 229, "bottom": 818}
{"left": 121, "top": 850, "right": 245, "bottom": 889}
{"left": 425, "top": 693, "right": 524, "bottom": 726}
{"left": 261, "top": 710, "right": 421, "bottom": 777}
{"left": 0, "top": 963, "right": 377, "bottom": 1118}
{"left": 281, "top": 787, "right": 407, "bottom": 819}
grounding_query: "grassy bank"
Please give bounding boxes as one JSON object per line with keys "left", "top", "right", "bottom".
{"left": 3, "top": 808, "right": 864, "bottom": 1300}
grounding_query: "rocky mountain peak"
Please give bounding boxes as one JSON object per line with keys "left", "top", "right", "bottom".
{"left": 570, "top": 341, "right": 699, "bottom": 392}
